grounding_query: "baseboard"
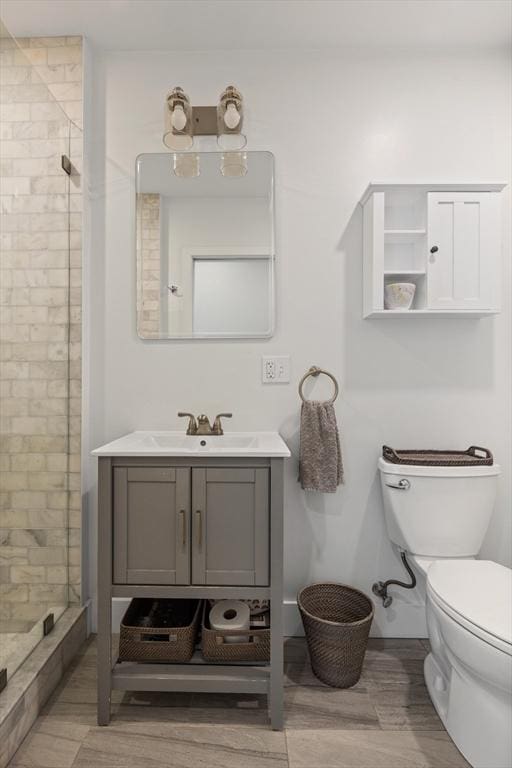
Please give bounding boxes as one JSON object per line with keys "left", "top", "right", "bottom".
{"left": 112, "top": 597, "right": 130, "bottom": 631}
{"left": 284, "top": 599, "right": 427, "bottom": 638}
{"left": 283, "top": 600, "right": 304, "bottom": 636}
{"left": 0, "top": 605, "right": 88, "bottom": 768}
{"left": 371, "top": 601, "right": 428, "bottom": 637}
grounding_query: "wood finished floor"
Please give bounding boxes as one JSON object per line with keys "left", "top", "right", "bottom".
{"left": 8, "top": 636, "right": 470, "bottom": 768}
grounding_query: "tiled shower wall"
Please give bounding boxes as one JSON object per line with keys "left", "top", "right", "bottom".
{"left": 136, "top": 192, "right": 161, "bottom": 337}
{"left": 0, "top": 35, "right": 82, "bottom": 624}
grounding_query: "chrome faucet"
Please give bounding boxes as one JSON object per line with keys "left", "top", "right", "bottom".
{"left": 178, "top": 412, "right": 232, "bottom": 436}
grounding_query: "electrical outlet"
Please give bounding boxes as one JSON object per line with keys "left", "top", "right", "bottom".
{"left": 262, "top": 355, "right": 290, "bottom": 384}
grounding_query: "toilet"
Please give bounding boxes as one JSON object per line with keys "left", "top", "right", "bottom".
{"left": 378, "top": 456, "right": 512, "bottom": 768}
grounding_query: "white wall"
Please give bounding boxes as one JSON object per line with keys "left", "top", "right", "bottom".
{"left": 86, "top": 46, "right": 511, "bottom": 636}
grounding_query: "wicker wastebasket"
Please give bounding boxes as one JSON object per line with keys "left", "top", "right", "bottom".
{"left": 298, "top": 583, "right": 374, "bottom": 688}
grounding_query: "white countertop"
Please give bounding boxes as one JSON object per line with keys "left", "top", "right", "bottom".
{"left": 92, "top": 430, "right": 291, "bottom": 458}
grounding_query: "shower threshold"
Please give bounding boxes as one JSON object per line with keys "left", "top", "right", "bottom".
{"left": 0, "top": 605, "right": 88, "bottom": 768}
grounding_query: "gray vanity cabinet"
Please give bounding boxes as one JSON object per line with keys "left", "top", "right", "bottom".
{"left": 113, "top": 467, "right": 190, "bottom": 585}
{"left": 112, "top": 465, "right": 269, "bottom": 587}
{"left": 192, "top": 467, "right": 269, "bottom": 586}
{"left": 96, "top": 452, "right": 286, "bottom": 731}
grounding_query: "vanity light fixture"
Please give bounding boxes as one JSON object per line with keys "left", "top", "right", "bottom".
{"left": 162, "top": 85, "right": 247, "bottom": 155}
{"left": 163, "top": 87, "right": 193, "bottom": 150}
{"left": 217, "top": 86, "right": 246, "bottom": 150}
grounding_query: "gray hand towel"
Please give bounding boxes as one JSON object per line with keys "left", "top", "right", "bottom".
{"left": 299, "top": 400, "right": 343, "bottom": 493}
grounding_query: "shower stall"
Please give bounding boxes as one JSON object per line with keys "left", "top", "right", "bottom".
{"left": 0, "top": 21, "right": 83, "bottom": 694}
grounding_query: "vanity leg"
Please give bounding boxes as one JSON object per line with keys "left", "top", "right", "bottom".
{"left": 269, "top": 608, "right": 284, "bottom": 730}
{"left": 97, "top": 457, "right": 112, "bottom": 726}
{"left": 269, "top": 459, "right": 284, "bottom": 731}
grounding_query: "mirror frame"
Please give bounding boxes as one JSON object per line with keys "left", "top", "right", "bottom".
{"left": 135, "top": 151, "right": 276, "bottom": 341}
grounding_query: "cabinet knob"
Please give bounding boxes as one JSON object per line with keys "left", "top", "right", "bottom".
{"left": 430, "top": 246, "right": 439, "bottom": 254}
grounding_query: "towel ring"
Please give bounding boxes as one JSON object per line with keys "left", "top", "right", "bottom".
{"left": 298, "top": 366, "right": 339, "bottom": 404}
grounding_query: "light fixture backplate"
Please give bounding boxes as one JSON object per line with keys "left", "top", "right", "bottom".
{"left": 192, "top": 106, "right": 217, "bottom": 136}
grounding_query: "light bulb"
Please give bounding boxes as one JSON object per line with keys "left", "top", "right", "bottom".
{"left": 224, "top": 102, "right": 240, "bottom": 130}
{"left": 171, "top": 104, "right": 187, "bottom": 131}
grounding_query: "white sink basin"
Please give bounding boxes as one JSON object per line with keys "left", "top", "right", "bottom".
{"left": 145, "top": 434, "right": 255, "bottom": 451}
{"left": 92, "top": 431, "right": 290, "bottom": 457}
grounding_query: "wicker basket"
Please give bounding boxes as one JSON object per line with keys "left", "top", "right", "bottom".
{"left": 382, "top": 445, "right": 493, "bottom": 466}
{"left": 298, "top": 583, "right": 374, "bottom": 688}
{"left": 201, "top": 602, "right": 270, "bottom": 662}
{"left": 119, "top": 598, "right": 201, "bottom": 663}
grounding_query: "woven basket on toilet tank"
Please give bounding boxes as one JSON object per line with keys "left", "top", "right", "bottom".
{"left": 382, "top": 445, "right": 493, "bottom": 466}
{"left": 298, "top": 583, "right": 374, "bottom": 688}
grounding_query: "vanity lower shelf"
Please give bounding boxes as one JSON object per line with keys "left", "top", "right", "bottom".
{"left": 112, "top": 657, "right": 270, "bottom": 694}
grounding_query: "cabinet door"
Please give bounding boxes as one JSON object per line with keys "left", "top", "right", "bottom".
{"left": 427, "top": 192, "right": 500, "bottom": 310}
{"left": 192, "top": 468, "right": 269, "bottom": 586}
{"left": 113, "top": 467, "right": 190, "bottom": 585}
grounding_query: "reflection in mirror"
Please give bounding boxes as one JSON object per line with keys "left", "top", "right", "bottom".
{"left": 136, "top": 152, "right": 274, "bottom": 339}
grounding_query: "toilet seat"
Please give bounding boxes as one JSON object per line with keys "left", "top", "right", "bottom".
{"left": 427, "top": 560, "right": 512, "bottom": 655}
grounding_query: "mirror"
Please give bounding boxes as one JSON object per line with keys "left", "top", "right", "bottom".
{"left": 136, "top": 151, "right": 275, "bottom": 339}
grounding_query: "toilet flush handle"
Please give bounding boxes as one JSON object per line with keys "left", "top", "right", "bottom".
{"left": 385, "top": 478, "right": 411, "bottom": 490}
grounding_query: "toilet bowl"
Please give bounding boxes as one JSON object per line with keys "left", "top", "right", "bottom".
{"left": 426, "top": 559, "right": 512, "bottom": 768}
{"left": 378, "top": 456, "right": 512, "bottom": 768}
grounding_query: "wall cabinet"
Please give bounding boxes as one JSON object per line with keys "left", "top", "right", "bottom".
{"left": 361, "top": 182, "right": 506, "bottom": 318}
{"left": 113, "top": 465, "right": 269, "bottom": 587}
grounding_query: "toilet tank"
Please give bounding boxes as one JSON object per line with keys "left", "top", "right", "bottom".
{"left": 378, "top": 458, "right": 501, "bottom": 557}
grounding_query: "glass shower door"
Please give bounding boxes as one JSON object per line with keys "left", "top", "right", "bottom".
{"left": 0, "top": 22, "right": 75, "bottom": 684}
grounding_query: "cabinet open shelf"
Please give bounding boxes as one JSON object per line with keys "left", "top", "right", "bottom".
{"left": 384, "top": 270, "right": 426, "bottom": 276}
{"left": 384, "top": 229, "right": 426, "bottom": 236}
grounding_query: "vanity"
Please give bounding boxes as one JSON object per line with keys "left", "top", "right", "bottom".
{"left": 92, "top": 430, "right": 290, "bottom": 729}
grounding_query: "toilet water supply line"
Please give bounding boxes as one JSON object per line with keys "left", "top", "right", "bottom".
{"left": 372, "top": 551, "right": 416, "bottom": 607}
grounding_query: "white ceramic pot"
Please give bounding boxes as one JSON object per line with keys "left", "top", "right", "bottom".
{"left": 384, "top": 282, "right": 416, "bottom": 310}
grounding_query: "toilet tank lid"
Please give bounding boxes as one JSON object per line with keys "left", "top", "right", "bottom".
{"left": 427, "top": 560, "right": 512, "bottom": 645}
{"left": 378, "top": 457, "right": 501, "bottom": 477}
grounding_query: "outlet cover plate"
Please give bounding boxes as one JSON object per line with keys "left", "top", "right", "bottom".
{"left": 262, "top": 355, "right": 290, "bottom": 384}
